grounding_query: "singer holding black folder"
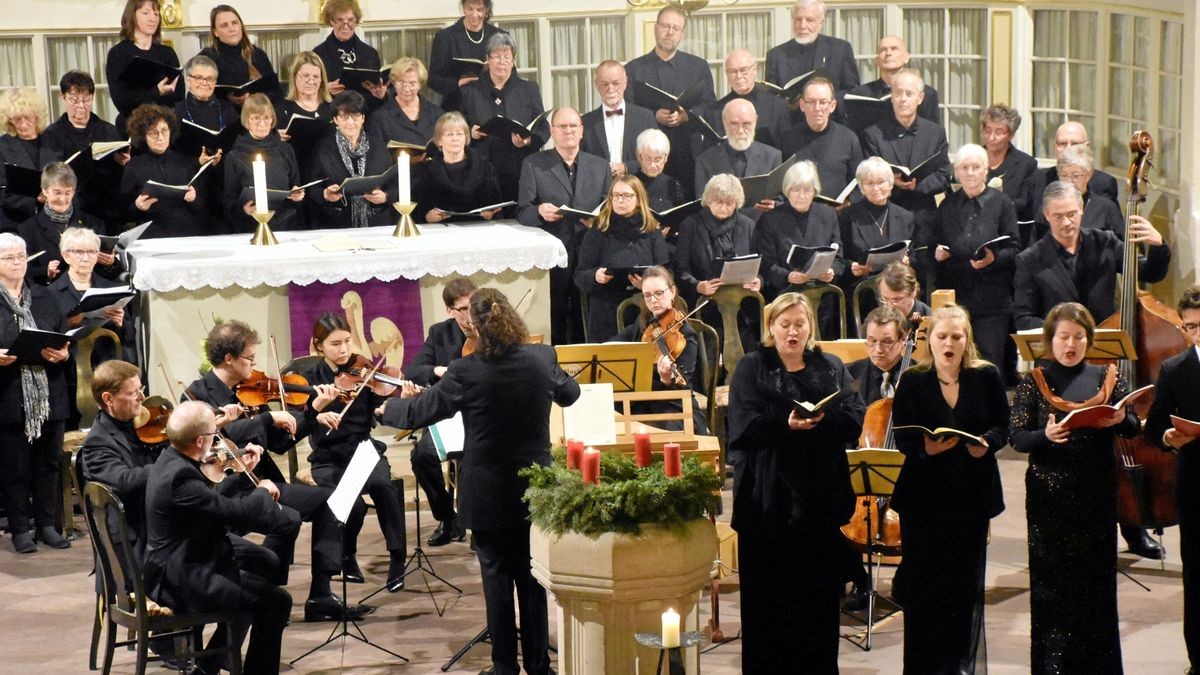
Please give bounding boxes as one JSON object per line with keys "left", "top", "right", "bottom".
{"left": 308, "top": 91, "right": 391, "bottom": 229}
{"left": 105, "top": 0, "right": 182, "bottom": 131}
{"left": 275, "top": 52, "right": 335, "bottom": 172}
{"left": 428, "top": 0, "right": 507, "bottom": 112}
{"left": 198, "top": 4, "right": 284, "bottom": 107}
{"left": 119, "top": 104, "right": 212, "bottom": 238}
{"left": 0, "top": 89, "right": 61, "bottom": 225}
{"left": 225, "top": 93, "right": 305, "bottom": 231}
{"left": 0, "top": 232, "right": 71, "bottom": 554}
{"left": 418, "top": 112, "right": 503, "bottom": 224}
{"left": 890, "top": 304, "right": 1008, "bottom": 674}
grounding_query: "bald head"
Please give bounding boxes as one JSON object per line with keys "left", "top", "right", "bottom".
{"left": 1053, "top": 121, "right": 1089, "bottom": 159}
{"left": 166, "top": 401, "right": 216, "bottom": 457}
{"left": 723, "top": 98, "right": 757, "bottom": 151}
{"left": 876, "top": 35, "right": 910, "bottom": 76}
{"left": 724, "top": 49, "right": 757, "bottom": 96}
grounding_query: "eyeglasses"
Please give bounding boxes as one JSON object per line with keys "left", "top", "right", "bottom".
{"left": 642, "top": 289, "right": 669, "bottom": 301}
{"left": 187, "top": 74, "right": 217, "bottom": 84}
{"left": 1059, "top": 172, "right": 1089, "bottom": 182}
{"left": 611, "top": 191, "right": 637, "bottom": 202}
{"left": 656, "top": 22, "right": 684, "bottom": 34}
{"left": 238, "top": 354, "right": 257, "bottom": 365}
{"left": 64, "top": 95, "right": 93, "bottom": 107}
{"left": 331, "top": 17, "right": 358, "bottom": 27}
{"left": 336, "top": 112, "right": 364, "bottom": 121}
{"left": 639, "top": 154, "right": 667, "bottom": 165}
{"left": 64, "top": 248, "right": 99, "bottom": 258}
{"left": 248, "top": 114, "right": 274, "bottom": 125}
{"left": 297, "top": 73, "right": 322, "bottom": 83}
{"left": 1182, "top": 323, "right": 1200, "bottom": 333}
{"left": 145, "top": 127, "right": 170, "bottom": 139}
{"left": 1046, "top": 211, "right": 1081, "bottom": 223}
{"left": 866, "top": 338, "right": 899, "bottom": 349}
{"left": 787, "top": 186, "right": 816, "bottom": 195}
{"left": 449, "top": 304, "right": 470, "bottom": 314}
{"left": 725, "top": 121, "right": 754, "bottom": 130}
{"left": 552, "top": 123, "right": 581, "bottom": 131}
{"left": 0, "top": 253, "right": 28, "bottom": 264}
{"left": 803, "top": 99, "right": 834, "bottom": 109}
{"left": 394, "top": 80, "right": 421, "bottom": 90}
{"left": 725, "top": 65, "right": 756, "bottom": 77}
{"left": 487, "top": 54, "right": 514, "bottom": 63}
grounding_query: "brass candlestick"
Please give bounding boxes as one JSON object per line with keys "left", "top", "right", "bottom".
{"left": 250, "top": 210, "right": 278, "bottom": 246}
{"left": 392, "top": 202, "right": 420, "bottom": 238}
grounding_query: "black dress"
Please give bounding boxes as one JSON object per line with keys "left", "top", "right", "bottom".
{"left": 118, "top": 148, "right": 212, "bottom": 238}
{"left": 1010, "top": 362, "right": 1133, "bottom": 674}
{"left": 573, "top": 214, "right": 669, "bottom": 342}
{"left": 198, "top": 41, "right": 283, "bottom": 104}
{"left": 224, "top": 132, "right": 305, "bottom": 231}
{"left": 727, "top": 346, "right": 865, "bottom": 674}
{"left": 104, "top": 39, "right": 183, "bottom": 130}
{"left": 428, "top": 18, "right": 507, "bottom": 110}
{"left": 414, "top": 152, "right": 502, "bottom": 223}
{"left": 41, "top": 113, "right": 127, "bottom": 232}
{"left": 891, "top": 364, "right": 1009, "bottom": 675}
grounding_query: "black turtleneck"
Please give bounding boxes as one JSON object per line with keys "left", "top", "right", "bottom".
{"left": 313, "top": 32, "right": 381, "bottom": 84}
{"left": 175, "top": 93, "right": 235, "bottom": 131}
{"left": 224, "top": 131, "right": 304, "bottom": 231}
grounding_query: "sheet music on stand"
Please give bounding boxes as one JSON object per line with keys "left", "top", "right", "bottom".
{"left": 327, "top": 440, "right": 379, "bottom": 523}
{"left": 562, "top": 383, "right": 618, "bottom": 445}
{"left": 554, "top": 341, "right": 658, "bottom": 392}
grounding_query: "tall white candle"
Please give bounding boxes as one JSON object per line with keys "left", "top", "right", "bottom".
{"left": 661, "top": 608, "right": 680, "bottom": 648}
{"left": 397, "top": 152, "right": 411, "bottom": 203}
{"left": 252, "top": 154, "right": 268, "bottom": 214}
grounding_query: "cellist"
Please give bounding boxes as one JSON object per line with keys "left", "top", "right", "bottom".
{"left": 1145, "top": 285, "right": 1200, "bottom": 672}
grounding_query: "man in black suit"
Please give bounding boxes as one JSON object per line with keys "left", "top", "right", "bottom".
{"left": 780, "top": 76, "right": 863, "bottom": 199}
{"left": 861, "top": 68, "right": 951, "bottom": 229}
{"left": 846, "top": 35, "right": 941, "bottom": 134}
{"left": 186, "top": 319, "right": 370, "bottom": 623}
{"left": 1019, "top": 120, "right": 1120, "bottom": 222}
{"left": 516, "top": 106, "right": 611, "bottom": 344}
{"left": 404, "top": 277, "right": 476, "bottom": 546}
{"left": 693, "top": 98, "right": 782, "bottom": 221}
{"left": 580, "top": 60, "right": 657, "bottom": 179}
{"left": 695, "top": 49, "right": 790, "bottom": 152}
{"left": 624, "top": 5, "right": 716, "bottom": 197}
{"left": 765, "top": 0, "right": 859, "bottom": 113}
{"left": 1014, "top": 180, "right": 1170, "bottom": 560}
{"left": 144, "top": 401, "right": 297, "bottom": 675}
{"left": 1145, "top": 285, "right": 1200, "bottom": 673}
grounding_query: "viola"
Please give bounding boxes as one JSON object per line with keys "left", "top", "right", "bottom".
{"left": 333, "top": 353, "right": 414, "bottom": 399}
{"left": 643, "top": 308, "right": 689, "bottom": 386}
{"left": 199, "top": 436, "right": 253, "bottom": 484}
{"left": 236, "top": 369, "right": 315, "bottom": 408}
{"left": 133, "top": 398, "right": 173, "bottom": 445}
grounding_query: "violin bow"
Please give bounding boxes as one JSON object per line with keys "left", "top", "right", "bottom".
{"left": 658, "top": 299, "right": 710, "bottom": 334}
{"left": 267, "top": 334, "right": 296, "bottom": 442}
{"left": 161, "top": 361, "right": 264, "bottom": 487}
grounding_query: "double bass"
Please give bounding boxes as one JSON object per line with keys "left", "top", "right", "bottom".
{"left": 1098, "top": 131, "right": 1187, "bottom": 538}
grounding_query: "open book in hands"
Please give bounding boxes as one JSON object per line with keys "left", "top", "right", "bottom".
{"left": 1057, "top": 384, "right": 1154, "bottom": 431}
{"left": 891, "top": 424, "right": 986, "bottom": 446}
{"left": 792, "top": 389, "right": 855, "bottom": 419}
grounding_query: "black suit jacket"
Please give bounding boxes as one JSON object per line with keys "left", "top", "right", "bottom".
{"left": 580, "top": 102, "right": 657, "bottom": 175}
{"left": 381, "top": 344, "right": 580, "bottom": 530}
{"left": 1021, "top": 165, "right": 1119, "bottom": 222}
{"left": 891, "top": 365, "right": 1008, "bottom": 519}
{"left": 1146, "top": 348, "right": 1200, "bottom": 513}
{"left": 861, "top": 116, "right": 951, "bottom": 218}
{"left": 0, "top": 283, "right": 68, "bottom": 424}
{"left": 930, "top": 187, "right": 1019, "bottom": 316}
{"left": 1012, "top": 228, "right": 1171, "bottom": 329}
{"left": 406, "top": 317, "right": 467, "bottom": 387}
{"left": 848, "top": 357, "right": 904, "bottom": 408}
{"left": 1030, "top": 192, "right": 1124, "bottom": 245}
{"left": 516, "top": 149, "right": 612, "bottom": 253}
{"left": 80, "top": 411, "right": 163, "bottom": 551}
{"left": 765, "top": 34, "right": 860, "bottom": 94}
{"left": 143, "top": 446, "right": 299, "bottom": 614}
{"left": 694, "top": 141, "right": 782, "bottom": 221}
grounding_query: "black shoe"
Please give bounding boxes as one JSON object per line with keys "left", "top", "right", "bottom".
{"left": 36, "top": 526, "right": 70, "bottom": 549}
{"left": 469, "top": 533, "right": 476, "bottom": 552}
{"left": 427, "top": 518, "right": 466, "bottom": 547}
{"left": 12, "top": 531, "right": 36, "bottom": 554}
{"left": 1126, "top": 529, "right": 1164, "bottom": 560}
{"left": 842, "top": 584, "right": 870, "bottom": 612}
{"left": 386, "top": 554, "right": 406, "bottom": 592}
{"left": 304, "top": 595, "right": 374, "bottom": 622}
{"left": 340, "top": 557, "right": 365, "bottom": 584}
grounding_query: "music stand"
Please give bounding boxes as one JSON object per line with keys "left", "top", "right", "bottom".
{"left": 291, "top": 441, "right": 409, "bottom": 666}
{"left": 554, "top": 342, "right": 658, "bottom": 392}
{"left": 841, "top": 449, "right": 905, "bottom": 651}
{"left": 1011, "top": 327, "right": 1135, "bottom": 362}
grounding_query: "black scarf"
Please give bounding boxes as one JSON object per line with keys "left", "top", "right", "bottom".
{"left": 608, "top": 213, "right": 645, "bottom": 243}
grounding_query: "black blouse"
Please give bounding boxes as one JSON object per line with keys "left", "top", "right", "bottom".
{"left": 752, "top": 202, "right": 843, "bottom": 294}
{"left": 838, "top": 200, "right": 915, "bottom": 279}
{"left": 930, "top": 186, "right": 1018, "bottom": 316}
{"left": 428, "top": 19, "right": 508, "bottom": 102}
{"left": 415, "top": 152, "right": 502, "bottom": 222}
{"left": 674, "top": 209, "right": 757, "bottom": 303}
{"left": 366, "top": 97, "right": 443, "bottom": 147}
{"left": 119, "top": 149, "right": 212, "bottom": 238}
{"left": 305, "top": 131, "right": 393, "bottom": 229}
{"left": 105, "top": 40, "right": 183, "bottom": 124}
{"left": 198, "top": 42, "right": 282, "bottom": 103}
{"left": 224, "top": 133, "right": 304, "bottom": 231}
{"left": 298, "top": 357, "right": 386, "bottom": 466}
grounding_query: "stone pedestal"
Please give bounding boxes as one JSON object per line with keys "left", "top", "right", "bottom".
{"left": 530, "top": 519, "right": 718, "bottom": 675}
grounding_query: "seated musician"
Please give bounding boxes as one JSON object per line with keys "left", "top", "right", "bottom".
{"left": 403, "top": 276, "right": 477, "bottom": 547}
{"left": 876, "top": 261, "right": 930, "bottom": 327}
{"left": 144, "top": 401, "right": 297, "bottom": 675}
{"left": 186, "top": 319, "right": 370, "bottom": 621}
{"left": 299, "top": 312, "right": 408, "bottom": 592}
{"left": 1145, "top": 285, "right": 1200, "bottom": 671}
{"left": 609, "top": 266, "right": 708, "bottom": 434}
{"left": 1014, "top": 179, "right": 1170, "bottom": 560}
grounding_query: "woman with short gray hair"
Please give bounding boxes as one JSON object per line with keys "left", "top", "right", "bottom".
{"left": 676, "top": 174, "right": 760, "bottom": 320}
{"left": 634, "top": 128, "right": 686, "bottom": 216}
{"left": 980, "top": 103, "right": 1037, "bottom": 217}
{"left": 17, "top": 162, "right": 113, "bottom": 286}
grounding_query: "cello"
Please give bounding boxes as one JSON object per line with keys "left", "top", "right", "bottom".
{"left": 1098, "top": 131, "right": 1187, "bottom": 539}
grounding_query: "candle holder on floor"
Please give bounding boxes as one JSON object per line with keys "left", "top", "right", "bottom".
{"left": 249, "top": 210, "right": 278, "bottom": 246}
{"left": 635, "top": 631, "right": 702, "bottom": 675}
{"left": 392, "top": 202, "right": 420, "bottom": 238}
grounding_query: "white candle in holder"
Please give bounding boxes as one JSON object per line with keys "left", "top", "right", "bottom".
{"left": 661, "top": 608, "right": 680, "bottom": 648}
{"left": 252, "top": 154, "right": 268, "bottom": 214}
{"left": 397, "top": 152, "right": 411, "bottom": 203}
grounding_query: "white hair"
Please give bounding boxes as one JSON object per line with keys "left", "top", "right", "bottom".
{"left": 636, "top": 128, "right": 670, "bottom": 156}
{"left": 782, "top": 160, "right": 821, "bottom": 196}
{"left": 953, "top": 143, "right": 987, "bottom": 168}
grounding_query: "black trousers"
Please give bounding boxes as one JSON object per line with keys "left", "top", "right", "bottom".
{"left": 1180, "top": 453, "right": 1200, "bottom": 668}
{"left": 473, "top": 524, "right": 551, "bottom": 675}
{"left": 412, "top": 432, "right": 454, "bottom": 523}
{"left": 276, "top": 480, "right": 364, "bottom": 579}
{"left": 0, "top": 420, "right": 65, "bottom": 534}
{"left": 205, "top": 569, "right": 292, "bottom": 675}
{"left": 738, "top": 522, "right": 843, "bottom": 675}
{"left": 312, "top": 457, "right": 406, "bottom": 555}
{"left": 230, "top": 534, "right": 281, "bottom": 582}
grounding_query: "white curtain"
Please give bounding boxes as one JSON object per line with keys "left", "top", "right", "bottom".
{"left": 550, "top": 19, "right": 585, "bottom": 110}
{"left": 833, "top": 8, "right": 883, "bottom": 84}
{"left": 46, "top": 37, "right": 89, "bottom": 118}
{"left": 1032, "top": 10, "right": 1099, "bottom": 158}
{"left": 255, "top": 30, "right": 303, "bottom": 84}
{"left": 0, "top": 38, "right": 33, "bottom": 88}
{"left": 590, "top": 17, "right": 625, "bottom": 64}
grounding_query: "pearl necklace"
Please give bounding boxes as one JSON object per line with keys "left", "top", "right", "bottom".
{"left": 465, "top": 23, "right": 484, "bottom": 45}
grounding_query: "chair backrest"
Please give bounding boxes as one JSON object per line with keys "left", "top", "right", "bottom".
{"left": 711, "top": 285, "right": 765, "bottom": 381}
{"left": 84, "top": 482, "right": 145, "bottom": 619}
{"left": 281, "top": 355, "right": 324, "bottom": 482}
{"left": 687, "top": 318, "right": 720, "bottom": 400}
{"left": 852, "top": 275, "right": 881, "bottom": 338}
{"left": 74, "top": 327, "right": 122, "bottom": 429}
{"left": 796, "top": 283, "right": 847, "bottom": 341}
{"left": 614, "top": 293, "right": 646, "bottom": 334}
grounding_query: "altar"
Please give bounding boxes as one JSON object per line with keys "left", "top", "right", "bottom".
{"left": 127, "top": 220, "right": 566, "bottom": 394}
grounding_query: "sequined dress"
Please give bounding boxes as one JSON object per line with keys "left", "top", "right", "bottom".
{"left": 1009, "top": 361, "right": 1135, "bottom": 674}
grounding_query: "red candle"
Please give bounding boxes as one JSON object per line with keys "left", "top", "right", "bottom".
{"left": 566, "top": 440, "right": 584, "bottom": 471}
{"left": 663, "top": 443, "right": 681, "bottom": 478}
{"left": 581, "top": 448, "right": 602, "bottom": 485}
{"left": 633, "top": 432, "right": 652, "bottom": 468}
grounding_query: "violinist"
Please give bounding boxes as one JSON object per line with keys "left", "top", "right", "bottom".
{"left": 379, "top": 288, "right": 580, "bottom": 675}
{"left": 573, "top": 175, "right": 669, "bottom": 343}
{"left": 404, "top": 276, "right": 477, "bottom": 546}
{"left": 610, "top": 266, "right": 708, "bottom": 434}
{"left": 1145, "top": 285, "right": 1200, "bottom": 671}
{"left": 727, "top": 292, "right": 865, "bottom": 673}
{"left": 144, "top": 401, "right": 297, "bottom": 675}
{"left": 186, "top": 319, "right": 371, "bottom": 622}
{"left": 1010, "top": 303, "right": 1135, "bottom": 672}
{"left": 298, "top": 312, "right": 407, "bottom": 592}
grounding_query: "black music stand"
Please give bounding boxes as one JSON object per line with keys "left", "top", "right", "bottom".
{"left": 291, "top": 442, "right": 409, "bottom": 666}
{"left": 840, "top": 449, "right": 905, "bottom": 651}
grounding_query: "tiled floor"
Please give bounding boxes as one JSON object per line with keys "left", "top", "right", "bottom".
{"left": 0, "top": 437, "right": 1190, "bottom": 673}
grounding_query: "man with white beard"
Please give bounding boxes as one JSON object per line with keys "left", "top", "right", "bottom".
{"left": 765, "top": 0, "right": 859, "bottom": 109}
{"left": 694, "top": 98, "right": 782, "bottom": 222}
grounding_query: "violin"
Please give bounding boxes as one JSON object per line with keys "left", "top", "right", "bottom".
{"left": 199, "top": 436, "right": 255, "bottom": 484}
{"left": 133, "top": 397, "right": 173, "bottom": 445}
{"left": 641, "top": 300, "right": 709, "bottom": 388}
{"left": 236, "top": 369, "right": 315, "bottom": 408}
{"left": 333, "top": 353, "right": 416, "bottom": 399}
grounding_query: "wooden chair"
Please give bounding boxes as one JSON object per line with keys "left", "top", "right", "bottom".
{"left": 794, "top": 282, "right": 847, "bottom": 341}
{"left": 710, "top": 285, "right": 765, "bottom": 382}
{"left": 74, "top": 449, "right": 105, "bottom": 672}
{"left": 851, "top": 276, "right": 881, "bottom": 337}
{"left": 614, "top": 293, "right": 646, "bottom": 334}
{"left": 84, "top": 482, "right": 243, "bottom": 675}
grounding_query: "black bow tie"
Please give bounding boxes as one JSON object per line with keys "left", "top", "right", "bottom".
{"left": 605, "top": 108, "right": 623, "bottom": 117}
